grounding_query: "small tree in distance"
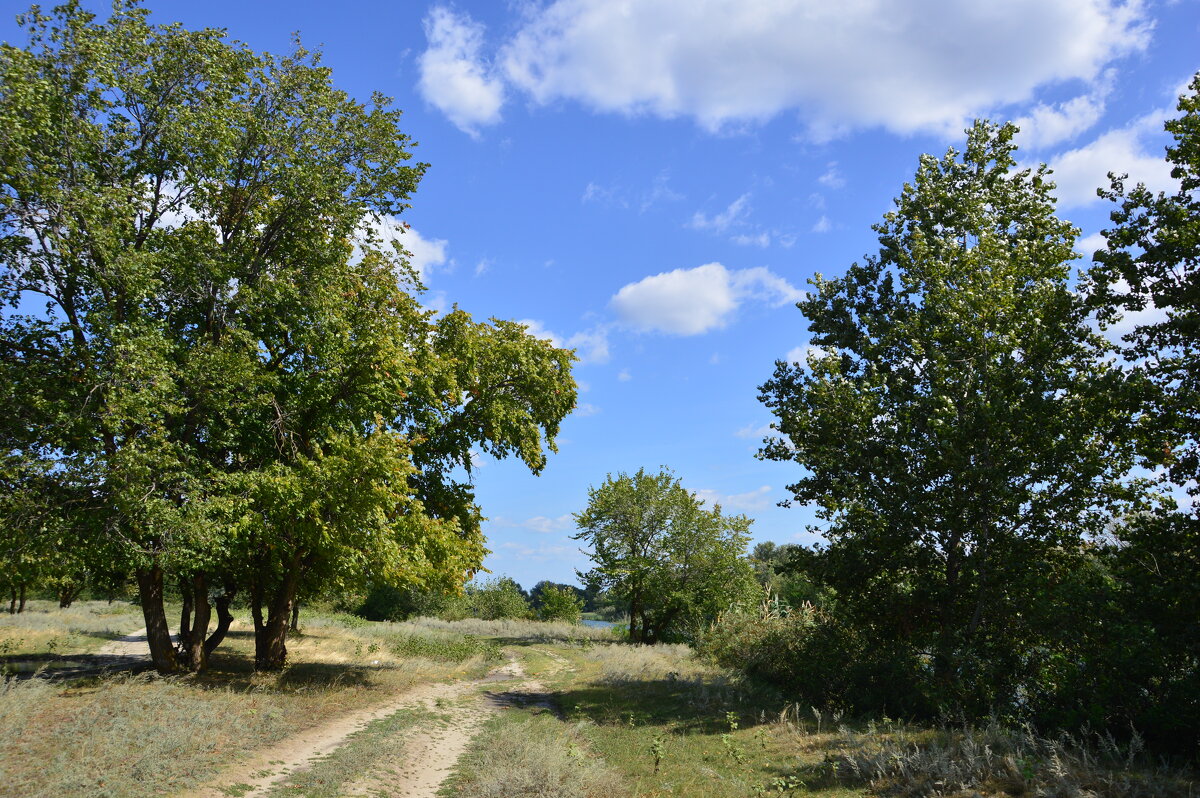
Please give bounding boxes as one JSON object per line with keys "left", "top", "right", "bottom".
{"left": 536, "top": 585, "right": 584, "bottom": 623}
{"left": 572, "top": 467, "right": 757, "bottom": 644}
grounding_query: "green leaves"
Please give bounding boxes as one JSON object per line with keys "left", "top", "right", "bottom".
{"left": 0, "top": 2, "right": 576, "bottom": 663}
{"left": 759, "top": 121, "right": 1142, "bottom": 713}
{"left": 573, "top": 467, "right": 756, "bottom": 643}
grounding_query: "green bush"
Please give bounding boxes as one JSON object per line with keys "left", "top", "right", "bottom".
{"left": 536, "top": 585, "right": 583, "bottom": 623}
{"left": 465, "top": 577, "right": 531, "bottom": 620}
{"left": 389, "top": 633, "right": 500, "bottom": 663}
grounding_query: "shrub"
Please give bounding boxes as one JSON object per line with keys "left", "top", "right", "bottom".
{"left": 466, "top": 577, "right": 531, "bottom": 620}
{"left": 537, "top": 586, "right": 583, "bottom": 623}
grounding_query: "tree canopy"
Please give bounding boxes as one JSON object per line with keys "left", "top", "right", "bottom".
{"left": 0, "top": 1, "right": 577, "bottom": 671}
{"left": 758, "top": 121, "right": 1141, "bottom": 712}
{"left": 573, "top": 467, "right": 756, "bottom": 643}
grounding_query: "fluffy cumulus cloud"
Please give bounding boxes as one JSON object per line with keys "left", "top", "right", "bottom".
{"left": 611, "top": 262, "right": 804, "bottom": 335}
{"left": 518, "top": 319, "right": 611, "bottom": 364}
{"left": 1013, "top": 72, "right": 1114, "bottom": 151}
{"left": 475, "top": 0, "right": 1150, "bottom": 136}
{"left": 1044, "top": 109, "right": 1178, "bottom": 208}
{"left": 417, "top": 7, "right": 505, "bottom": 136}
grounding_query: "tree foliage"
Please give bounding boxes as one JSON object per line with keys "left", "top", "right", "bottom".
{"left": 758, "top": 121, "right": 1140, "bottom": 714}
{"left": 573, "top": 467, "right": 756, "bottom": 643}
{"left": 0, "top": 1, "right": 576, "bottom": 672}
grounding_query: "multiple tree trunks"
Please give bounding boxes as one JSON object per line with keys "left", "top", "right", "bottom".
{"left": 7, "top": 584, "right": 26, "bottom": 614}
{"left": 135, "top": 566, "right": 243, "bottom": 674}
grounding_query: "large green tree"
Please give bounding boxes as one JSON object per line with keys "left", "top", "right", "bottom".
{"left": 0, "top": 2, "right": 576, "bottom": 672}
{"left": 573, "top": 467, "right": 756, "bottom": 643}
{"left": 758, "top": 122, "right": 1140, "bottom": 713}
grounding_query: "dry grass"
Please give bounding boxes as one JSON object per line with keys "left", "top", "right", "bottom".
{"left": 0, "top": 672, "right": 297, "bottom": 798}
{"left": 446, "top": 712, "right": 628, "bottom": 798}
{"left": 402, "top": 615, "right": 618, "bottom": 642}
{"left": 580, "top": 642, "right": 713, "bottom": 684}
{"left": 773, "top": 712, "right": 1199, "bottom": 798}
{"left": 0, "top": 608, "right": 499, "bottom": 798}
{"left": 0, "top": 600, "right": 144, "bottom": 657}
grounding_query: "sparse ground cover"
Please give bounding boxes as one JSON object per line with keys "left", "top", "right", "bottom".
{"left": 0, "top": 604, "right": 498, "bottom": 798}
{"left": 0, "top": 600, "right": 145, "bottom": 661}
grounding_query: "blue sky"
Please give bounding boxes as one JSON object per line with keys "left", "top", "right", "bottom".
{"left": 4, "top": 0, "right": 1197, "bottom": 590}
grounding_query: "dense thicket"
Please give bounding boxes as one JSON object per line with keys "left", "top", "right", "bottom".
{"left": 0, "top": 2, "right": 576, "bottom": 672}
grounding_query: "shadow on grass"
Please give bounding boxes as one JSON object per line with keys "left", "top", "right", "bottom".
{"left": 556, "top": 677, "right": 756, "bottom": 735}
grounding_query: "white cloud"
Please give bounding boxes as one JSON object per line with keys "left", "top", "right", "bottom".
{"left": 357, "top": 215, "right": 449, "bottom": 282}
{"left": 732, "top": 232, "right": 771, "bottom": 248}
{"left": 517, "top": 320, "right": 610, "bottom": 364}
{"left": 736, "top": 423, "right": 773, "bottom": 440}
{"left": 1074, "top": 232, "right": 1108, "bottom": 259}
{"left": 811, "top": 215, "right": 832, "bottom": 234}
{"left": 696, "top": 485, "right": 773, "bottom": 512}
{"left": 1013, "top": 72, "right": 1113, "bottom": 150}
{"left": 818, "top": 162, "right": 845, "bottom": 189}
{"left": 611, "top": 262, "right": 805, "bottom": 336}
{"left": 475, "top": 258, "right": 492, "bottom": 276}
{"left": 418, "top": 7, "right": 505, "bottom": 137}
{"left": 617, "top": 369, "right": 632, "bottom": 382}
{"left": 520, "top": 514, "right": 574, "bottom": 534}
{"left": 575, "top": 402, "right": 601, "bottom": 417}
{"left": 689, "top": 193, "right": 751, "bottom": 232}
{"left": 1098, "top": 278, "right": 1170, "bottom": 345}
{"left": 497, "top": 0, "right": 1150, "bottom": 135}
{"left": 1044, "top": 109, "right": 1177, "bottom": 208}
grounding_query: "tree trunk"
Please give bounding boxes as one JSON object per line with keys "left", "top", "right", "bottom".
{"left": 184, "top": 573, "right": 211, "bottom": 672}
{"left": 628, "top": 595, "right": 644, "bottom": 643}
{"left": 290, "top": 600, "right": 300, "bottom": 634}
{"left": 254, "top": 553, "right": 302, "bottom": 671}
{"left": 17, "top": 583, "right": 25, "bottom": 613}
{"left": 7, "top": 588, "right": 14, "bottom": 614}
{"left": 58, "top": 582, "right": 83, "bottom": 608}
{"left": 204, "top": 582, "right": 237, "bottom": 657}
{"left": 135, "top": 566, "right": 179, "bottom": 673}
{"left": 178, "top": 580, "right": 193, "bottom": 658}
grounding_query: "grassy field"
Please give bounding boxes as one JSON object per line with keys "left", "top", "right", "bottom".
{"left": 0, "top": 603, "right": 500, "bottom": 798}
{"left": 0, "top": 599, "right": 146, "bottom": 659}
{"left": 1, "top": 605, "right": 1194, "bottom": 797}
{"left": 445, "top": 640, "right": 1198, "bottom": 798}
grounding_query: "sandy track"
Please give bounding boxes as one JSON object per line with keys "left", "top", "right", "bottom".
{"left": 186, "top": 655, "right": 550, "bottom": 798}
{"left": 95, "top": 627, "right": 155, "bottom": 658}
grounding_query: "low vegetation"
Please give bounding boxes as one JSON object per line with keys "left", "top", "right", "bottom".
{"left": 0, "top": 603, "right": 496, "bottom": 798}
{"left": 448, "top": 714, "right": 626, "bottom": 798}
{"left": 450, "top": 641, "right": 1197, "bottom": 797}
{"left": 0, "top": 600, "right": 143, "bottom": 660}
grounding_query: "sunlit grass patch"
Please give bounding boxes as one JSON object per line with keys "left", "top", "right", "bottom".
{"left": 0, "top": 607, "right": 502, "bottom": 798}
{"left": 0, "top": 600, "right": 145, "bottom": 658}
{"left": 403, "top": 615, "right": 618, "bottom": 642}
{"left": 444, "top": 711, "right": 626, "bottom": 798}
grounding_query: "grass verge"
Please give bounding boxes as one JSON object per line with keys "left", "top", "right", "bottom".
{"left": 443, "top": 710, "right": 627, "bottom": 798}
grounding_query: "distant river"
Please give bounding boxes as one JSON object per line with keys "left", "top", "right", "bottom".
{"left": 580, "top": 619, "right": 617, "bottom": 629}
